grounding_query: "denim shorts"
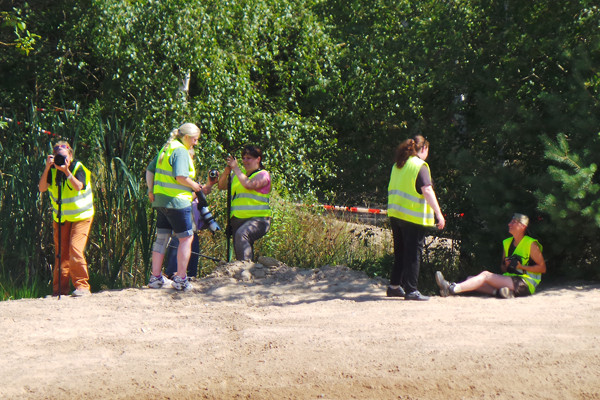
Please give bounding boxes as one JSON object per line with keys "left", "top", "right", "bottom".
{"left": 155, "top": 207, "right": 193, "bottom": 238}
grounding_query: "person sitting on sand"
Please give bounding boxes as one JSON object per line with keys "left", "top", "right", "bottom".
{"left": 435, "top": 213, "right": 546, "bottom": 299}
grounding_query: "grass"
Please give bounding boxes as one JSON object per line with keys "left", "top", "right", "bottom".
{"left": 0, "top": 111, "right": 458, "bottom": 300}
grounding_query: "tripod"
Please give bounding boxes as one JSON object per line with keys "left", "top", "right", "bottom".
{"left": 55, "top": 173, "right": 64, "bottom": 299}
{"left": 226, "top": 173, "right": 232, "bottom": 262}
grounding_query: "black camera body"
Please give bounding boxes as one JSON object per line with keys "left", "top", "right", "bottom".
{"left": 505, "top": 255, "right": 522, "bottom": 274}
{"left": 54, "top": 154, "right": 66, "bottom": 166}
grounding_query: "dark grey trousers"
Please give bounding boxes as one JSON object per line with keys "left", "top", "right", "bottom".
{"left": 230, "top": 217, "right": 271, "bottom": 261}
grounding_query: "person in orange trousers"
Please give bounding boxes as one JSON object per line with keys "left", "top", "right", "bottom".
{"left": 39, "top": 141, "right": 94, "bottom": 297}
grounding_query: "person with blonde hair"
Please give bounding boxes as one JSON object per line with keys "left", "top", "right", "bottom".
{"left": 39, "top": 141, "right": 94, "bottom": 297}
{"left": 387, "top": 135, "right": 445, "bottom": 301}
{"left": 436, "top": 213, "right": 546, "bottom": 298}
{"left": 145, "top": 123, "right": 212, "bottom": 291}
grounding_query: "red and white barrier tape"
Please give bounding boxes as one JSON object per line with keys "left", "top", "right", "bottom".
{"left": 321, "top": 204, "right": 387, "bottom": 215}
{"left": 306, "top": 204, "right": 463, "bottom": 219}
{"left": 1, "top": 116, "right": 59, "bottom": 138}
{"left": 299, "top": 203, "right": 387, "bottom": 215}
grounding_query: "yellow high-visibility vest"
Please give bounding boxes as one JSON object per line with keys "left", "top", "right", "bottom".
{"left": 387, "top": 156, "right": 434, "bottom": 226}
{"left": 231, "top": 170, "right": 271, "bottom": 219}
{"left": 48, "top": 161, "right": 94, "bottom": 223}
{"left": 503, "top": 235, "right": 543, "bottom": 294}
{"left": 153, "top": 140, "right": 195, "bottom": 203}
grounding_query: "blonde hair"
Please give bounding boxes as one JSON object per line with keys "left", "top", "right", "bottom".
{"left": 159, "top": 123, "right": 200, "bottom": 162}
{"left": 53, "top": 141, "right": 73, "bottom": 158}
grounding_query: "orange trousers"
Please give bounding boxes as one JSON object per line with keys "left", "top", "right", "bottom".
{"left": 52, "top": 218, "right": 93, "bottom": 295}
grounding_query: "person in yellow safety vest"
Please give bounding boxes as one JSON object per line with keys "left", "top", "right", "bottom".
{"left": 387, "top": 135, "right": 445, "bottom": 301}
{"left": 38, "top": 141, "right": 94, "bottom": 297}
{"left": 145, "top": 123, "right": 214, "bottom": 292}
{"left": 218, "top": 144, "right": 272, "bottom": 261}
{"left": 435, "top": 213, "right": 546, "bottom": 299}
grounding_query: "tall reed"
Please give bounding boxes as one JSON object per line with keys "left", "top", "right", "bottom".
{"left": 0, "top": 107, "right": 77, "bottom": 297}
{"left": 87, "top": 117, "right": 153, "bottom": 289}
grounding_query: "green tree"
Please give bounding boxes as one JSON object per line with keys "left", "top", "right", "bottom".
{"left": 0, "top": 7, "right": 40, "bottom": 55}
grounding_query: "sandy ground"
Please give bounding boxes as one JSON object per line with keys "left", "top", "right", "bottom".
{"left": 1, "top": 257, "right": 599, "bottom": 400}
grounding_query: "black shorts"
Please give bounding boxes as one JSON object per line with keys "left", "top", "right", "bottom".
{"left": 510, "top": 276, "right": 531, "bottom": 297}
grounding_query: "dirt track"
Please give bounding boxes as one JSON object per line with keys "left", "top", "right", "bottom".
{"left": 0, "top": 262, "right": 598, "bottom": 399}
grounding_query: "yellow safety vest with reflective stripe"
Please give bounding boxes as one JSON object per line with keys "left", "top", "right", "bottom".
{"left": 387, "top": 156, "right": 435, "bottom": 226}
{"left": 48, "top": 162, "right": 94, "bottom": 223}
{"left": 153, "top": 140, "right": 195, "bottom": 203}
{"left": 231, "top": 170, "right": 271, "bottom": 218}
{"left": 503, "top": 236, "right": 543, "bottom": 294}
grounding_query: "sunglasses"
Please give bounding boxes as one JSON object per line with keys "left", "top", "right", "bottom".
{"left": 53, "top": 144, "right": 69, "bottom": 151}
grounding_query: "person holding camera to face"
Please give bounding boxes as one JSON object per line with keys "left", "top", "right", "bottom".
{"left": 38, "top": 141, "right": 94, "bottom": 297}
{"left": 217, "top": 145, "right": 271, "bottom": 261}
{"left": 435, "top": 213, "right": 546, "bottom": 299}
{"left": 145, "top": 123, "right": 214, "bottom": 291}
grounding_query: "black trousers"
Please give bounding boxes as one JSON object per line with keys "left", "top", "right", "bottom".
{"left": 390, "top": 217, "right": 425, "bottom": 293}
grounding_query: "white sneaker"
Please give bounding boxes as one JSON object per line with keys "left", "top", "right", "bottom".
{"left": 148, "top": 275, "right": 164, "bottom": 289}
{"left": 497, "top": 287, "right": 514, "bottom": 299}
{"left": 71, "top": 288, "right": 91, "bottom": 297}
{"left": 171, "top": 275, "right": 193, "bottom": 292}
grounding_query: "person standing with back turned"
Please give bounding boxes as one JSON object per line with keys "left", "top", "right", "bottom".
{"left": 387, "top": 135, "right": 445, "bottom": 301}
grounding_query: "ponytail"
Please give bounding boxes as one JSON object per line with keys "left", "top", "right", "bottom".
{"left": 394, "top": 135, "right": 429, "bottom": 168}
{"left": 395, "top": 139, "right": 417, "bottom": 168}
{"left": 158, "top": 129, "right": 179, "bottom": 163}
{"left": 158, "top": 123, "right": 200, "bottom": 163}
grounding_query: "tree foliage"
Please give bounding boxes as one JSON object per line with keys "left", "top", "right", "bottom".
{"left": 1, "top": 0, "right": 600, "bottom": 288}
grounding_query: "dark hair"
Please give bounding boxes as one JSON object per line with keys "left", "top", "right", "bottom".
{"left": 394, "top": 135, "right": 429, "bottom": 168}
{"left": 241, "top": 144, "right": 265, "bottom": 169}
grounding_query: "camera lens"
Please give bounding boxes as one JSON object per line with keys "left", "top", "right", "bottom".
{"left": 54, "top": 154, "right": 66, "bottom": 166}
{"left": 209, "top": 169, "right": 218, "bottom": 179}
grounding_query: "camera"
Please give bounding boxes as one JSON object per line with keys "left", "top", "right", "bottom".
{"left": 196, "top": 191, "right": 221, "bottom": 233}
{"left": 54, "top": 154, "right": 66, "bottom": 166}
{"left": 209, "top": 169, "right": 219, "bottom": 179}
{"left": 505, "top": 255, "right": 522, "bottom": 274}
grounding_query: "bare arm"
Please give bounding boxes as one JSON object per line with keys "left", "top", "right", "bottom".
{"left": 421, "top": 185, "right": 445, "bottom": 230}
{"left": 519, "top": 242, "right": 546, "bottom": 274}
{"left": 175, "top": 176, "right": 202, "bottom": 193}
{"left": 221, "top": 155, "right": 269, "bottom": 191}
{"left": 232, "top": 167, "right": 270, "bottom": 190}
{"left": 217, "top": 166, "right": 231, "bottom": 190}
{"left": 39, "top": 156, "right": 83, "bottom": 192}
{"left": 57, "top": 162, "right": 83, "bottom": 191}
{"left": 502, "top": 243, "right": 546, "bottom": 274}
{"left": 145, "top": 170, "right": 155, "bottom": 203}
{"left": 38, "top": 155, "right": 53, "bottom": 193}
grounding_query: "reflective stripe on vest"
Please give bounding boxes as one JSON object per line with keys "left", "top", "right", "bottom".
{"left": 231, "top": 171, "right": 271, "bottom": 218}
{"left": 153, "top": 140, "right": 195, "bottom": 202}
{"left": 387, "top": 156, "right": 435, "bottom": 226}
{"left": 503, "top": 235, "right": 543, "bottom": 294}
{"left": 48, "top": 162, "right": 94, "bottom": 223}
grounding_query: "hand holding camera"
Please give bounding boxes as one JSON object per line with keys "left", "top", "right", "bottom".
{"left": 208, "top": 168, "right": 219, "bottom": 184}
{"left": 48, "top": 153, "right": 70, "bottom": 175}
{"left": 505, "top": 255, "right": 523, "bottom": 275}
{"left": 225, "top": 154, "right": 238, "bottom": 169}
